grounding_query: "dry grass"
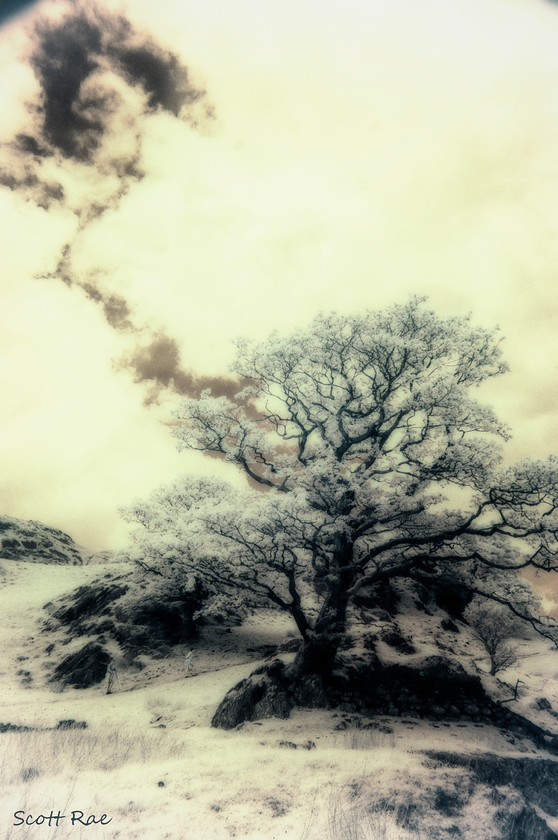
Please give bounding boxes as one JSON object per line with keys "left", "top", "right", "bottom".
{"left": 301, "top": 786, "right": 422, "bottom": 840}
{"left": 0, "top": 725, "right": 186, "bottom": 784}
{"left": 334, "top": 728, "right": 396, "bottom": 751}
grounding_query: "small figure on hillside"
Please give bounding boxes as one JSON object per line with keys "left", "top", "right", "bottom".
{"left": 106, "top": 661, "right": 117, "bottom": 694}
{"left": 185, "top": 650, "right": 194, "bottom": 676}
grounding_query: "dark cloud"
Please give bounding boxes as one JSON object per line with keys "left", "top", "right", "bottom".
{"left": 124, "top": 334, "right": 245, "bottom": 402}
{"left": 2, "top": 4, "right": 209, "bottom": 214}
{"left": 26, "top": 8, "right": 208, "bottom": 165}
{"left": 5, "top": 3, "right": 221, "bottom": 409}
{"left": 81, "top": 284, "right": 134, "bottom": 331}
{"left": 112, "top": 45, "right": 204, "bottom": 117}
{"left": 31, "top": 14, "right": 104, "bottom": 161}
{"left": 0, "top": 164, "right": 64, "bottom": 209}
{"left": 15, "top": 133, "right": 51, "bottom": 158}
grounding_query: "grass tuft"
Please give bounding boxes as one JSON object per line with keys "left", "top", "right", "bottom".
{"left": 0, "top": 726, "right": 186, "bottom": 784}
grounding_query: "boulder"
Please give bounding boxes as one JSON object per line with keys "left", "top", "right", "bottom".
{"left": 211, "top": 660, "right": 293, "bottom": 729}
{"left": 51, "top": 642, "right": 110, "bottom": 689}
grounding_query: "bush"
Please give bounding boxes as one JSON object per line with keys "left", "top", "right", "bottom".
{"left": 464, "top": 599, "right": 524, "bottom": 675}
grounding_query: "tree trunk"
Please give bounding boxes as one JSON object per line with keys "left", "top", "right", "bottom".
{"left": 290, "top": 535, "right": 355, "bottom": 680}
{"left": 212, "top": 536, "right": 356, "bottom": 729}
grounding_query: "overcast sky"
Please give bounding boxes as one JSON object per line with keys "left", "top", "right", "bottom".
{"left": 1, "top": 0, "right": 558, "bottom": 549}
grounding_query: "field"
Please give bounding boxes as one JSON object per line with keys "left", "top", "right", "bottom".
{"left": 2, "top": 558, "right": 558, "bottom": 840}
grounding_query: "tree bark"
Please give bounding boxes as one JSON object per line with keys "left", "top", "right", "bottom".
{"left": 290, "top": 536, "right": 355, "bottom": 679}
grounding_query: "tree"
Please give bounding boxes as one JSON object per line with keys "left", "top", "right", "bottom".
{"left": 124, "top": 298, "right": 558, "bottom": 689}
{"left": 464, "top": 598, "right": 526, "bottom": 675}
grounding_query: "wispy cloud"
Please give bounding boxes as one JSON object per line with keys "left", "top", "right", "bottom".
{"left": 2, "top": 2, "right": 219, "bottom": 401}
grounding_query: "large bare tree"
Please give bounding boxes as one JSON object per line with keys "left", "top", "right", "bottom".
{"left": 124, "top": 298, "right": 558, "bottom": 683}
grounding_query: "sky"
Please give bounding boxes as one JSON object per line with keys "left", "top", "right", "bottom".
{"left": 1, "top": 0, "right": 558, "bottom": 549}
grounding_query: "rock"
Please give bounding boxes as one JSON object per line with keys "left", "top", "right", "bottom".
{"left": 289, "top": 673, "right": 330, "bottom": 709}
{"left": 211, "top": 660, "right": 293, "bottom": 729}
{"left": 51, "top": 642, "right": 110, "bottom": 689}
{"left": 381, "top": 625, "right": 416, "bottom": 654}
{"left": 46, "top": 572, "right": 208, "bottom": 657}
{"left": 440, "top": 617, "right": 459, "bottom": 633}
{"left": 56, "top": 719, "right": 87, "bottom": 730}
{"left": 52, "top": 584, "right": 128, "bottom": 625}
{"left": 503, "top": 807, "right": 557, "bottom": 840}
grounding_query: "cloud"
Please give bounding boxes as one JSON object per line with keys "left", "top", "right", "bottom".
{"left": 2, "top": 2, "right": 210, "bottom": 227}
{"left": 81, "top": 283, "right": 134, "bottom": 331}
{"left": 123, "top": 333, "right": 243, "bottom": 403}
{"left": 0, "top": 1, "right": 218, "bottom": 403}
{"left": 26, "top": 7, "right": 208, "bottom": 165}
{"left": 31, "top": 13, "right": 105, "bottom": 161}
{"left": 111, "top": 43, "right": 205, "bottom": 117}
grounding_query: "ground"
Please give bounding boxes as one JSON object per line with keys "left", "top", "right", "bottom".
{"left": 1, "top": 556, "right": 558, "bottom": 839}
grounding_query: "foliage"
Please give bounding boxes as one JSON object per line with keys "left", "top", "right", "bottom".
{"left": 464, "top": 597, "right": 526, "bottom": 675}
{"left": 123, "top": 299, "right": 558, "bottom": 668}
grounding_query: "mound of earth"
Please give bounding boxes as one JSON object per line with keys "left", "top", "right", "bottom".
{"left": 0, "top": 514, "right": 84, "bottom": 564}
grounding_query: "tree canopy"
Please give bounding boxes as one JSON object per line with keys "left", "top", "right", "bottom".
{"left": 123, "top": 298, "right": 558, "bottom": 671}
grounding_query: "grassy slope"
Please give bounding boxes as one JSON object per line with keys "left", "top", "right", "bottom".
{"left": 1, "top": 558, "right": 558, "bottom": 840}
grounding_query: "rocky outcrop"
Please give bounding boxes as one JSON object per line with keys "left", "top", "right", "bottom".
{"left": 211, "top": 649, "right": 558, "bottom": 756}
{"left": 327, "top": 655, "right": 488, "bottom": 718}
{"left": 50, "top": 583, "right": 128, "bottom": 624}
{"left": 44, "top": 570, "right": 208, "bottom": 679}
{"left": 51, "top": 642, "right": 110, "bottom": 688}
{"left": 0, "top": 515, "right": 83, "bottom": 564}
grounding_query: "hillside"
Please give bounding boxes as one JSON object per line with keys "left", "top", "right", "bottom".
{"left": 1, "top": 522, "right": 558, "bottom": 838}
{"left": 0, "top": 514, "right": 85, "bottom": 565}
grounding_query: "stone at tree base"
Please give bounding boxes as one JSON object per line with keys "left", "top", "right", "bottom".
{"left": 211, "top": 660, "right": 293, "bottom": 729}
{"left": 288, "top": 672, "right": 330, "bottom": 709}
{"left": 211, "top": 646, "right": 558, "bottom": 758}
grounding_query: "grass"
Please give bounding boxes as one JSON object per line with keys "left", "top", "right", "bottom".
{"left": 0, "top": 725, "right": 186, "bottom": 784}
{"left": 335, "top": 729, "right": 396, "bottom": 751}
{"left": 325, "top": 788, "right": 422, "bottom": 840}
